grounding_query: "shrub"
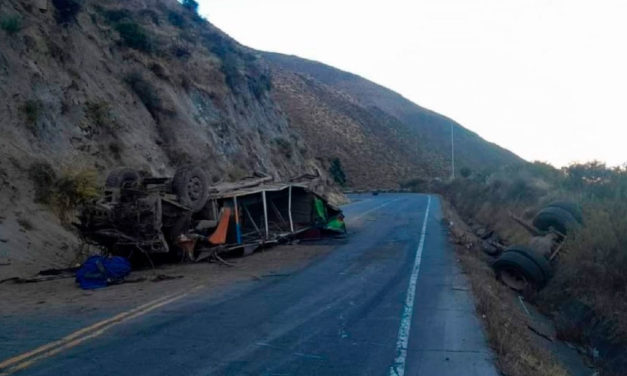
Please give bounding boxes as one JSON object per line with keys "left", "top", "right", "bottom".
{"left": 115, "top": 21, "right": 151, "bottom": 52}
{"left": 167, "top": 11, "right": 185, "bottom": 28}
{"left": 17, "top": 218, "right": 35, "bottom": 231}
{"left": 20, "top": 100, "right": 41, "bottom": 127}
{"left": 103, "top": 9, "right": 132, "bottom": 23}
{"left": 28, "top": 162, "right": 57, "bottom": 204}
{"left": 85, "top": 101, "right": 112, "bottom": 129}
{"left": 51, "top": 0, "right": 82, "bottom": 24}
{"left": 53, "top": 169, "right": 100, "bottom": 223}
{"left": 171, "top": 44, "right": 191, "bottom": 59}
{"left": 0, "top": 15, "right": 22, "bottom": 35}
{"left": 248, "top": 73, "right": 272, "bottom": 100}
{"left": 459, "top": 166, "right": 472, "bottom": 178}
{"left": 273, "top": 137, "right": 292, "bottom": 159}
{"left": 329, "top": 158, "right": 347, "bottom": 187}
{"left": 108, "top": 142, "right": 122, "bottom": 160}
{"left": 182, "top": 0, "right": 199, "bottom": 13}
{"left": 28, "top": 163, "right": 100, "bottom": 223}
{"left": 124, "top": 72, "right": 161, "bottom": 116}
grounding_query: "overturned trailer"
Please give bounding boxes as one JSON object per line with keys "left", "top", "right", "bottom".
{"left": 78, "top": 167, "right": 345, "bottom": 262}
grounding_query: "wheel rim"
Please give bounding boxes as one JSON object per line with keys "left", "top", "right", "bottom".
{"left": 500, "top": 268, "right": 529, "bottom": 291}
{"left": 187, "top": 176, "right": 202, "bottom": 201}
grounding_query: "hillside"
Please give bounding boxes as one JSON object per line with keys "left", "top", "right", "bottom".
{"left": 264, "top": 52, "right": 523, "bottom": 187}
{"left": 0, "top": 0, "right": 335, "bottom": 277}
{"left": 0, "top": 0, "right": 520, "bottom": 277}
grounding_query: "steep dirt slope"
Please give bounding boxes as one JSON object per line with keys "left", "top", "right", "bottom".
{"left": 264, "top": 52, "right": 523, "bottom": 186}
{"left": 0, "top": 0, "right": 333, "bottom": 277}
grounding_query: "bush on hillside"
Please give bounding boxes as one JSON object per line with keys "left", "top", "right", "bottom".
{"left": 52, "top": 0, "right": 82, "bottom": 24}
{"left": 115, "top": 21, "right": 151, "bottom": 52}
{"left": 85, "top": 101, "right": 114, "bottom": 130}
{"left": 329, "top": 158, "right": 347, "bottom": 187}
{"left": 182, "top": 0, "right": 199, "bottom": 13}
{"left": 20, "top": 100, "right": 41, "bottom": 130}
{"left": 53, "top": 169, "right": 100, "bottom": 223}
{"left": 167, "top": 11, "right": 185, "bottom": 28}
{"left": 273, "top": 137, "right": 292, "bottom": 159}
{"left": 28, "top": 162, "right": 57, "bottom": 204}
{"left": 460, "top": 166, "right": 472, "bottom": 178}
{"left": 27, "top": 162, "right": 100, "bottom": 223}
{"left": 0, "top": 15, "right": 22, "bottom": 35}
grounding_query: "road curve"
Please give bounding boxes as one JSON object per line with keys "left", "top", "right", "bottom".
{"left": 13, "top": 194, "right": 498, "bottom": 376}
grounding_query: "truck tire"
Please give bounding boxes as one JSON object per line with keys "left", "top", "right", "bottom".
{"left": 546, "top": 201, "right": 583, "bottom": 224}
{"left": 105, "top": 168, "right": 140, "bottom": 189}
{"left": 505, "top": 244, "right": 553, "bottom": 280}
{"left": 172, "top": 166, "right": 209, "bottom": 213}
{"left": 493, "top": 250, "right": 546, "bottom": 291}
{"left": 532, "top": 206, "right": 578, "bottom": 235}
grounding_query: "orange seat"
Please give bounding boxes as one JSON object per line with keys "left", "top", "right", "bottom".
{"left": 209, "top": 208, "right": 232, "bottom": 245}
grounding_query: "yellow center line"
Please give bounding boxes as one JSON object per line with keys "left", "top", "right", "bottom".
{"left": 0, "top": 284, "right": 206, "bottom": 375}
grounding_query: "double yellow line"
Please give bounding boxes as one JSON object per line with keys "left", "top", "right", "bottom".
{"left": 0, "top": 284, "right": 205, "bottom": 375}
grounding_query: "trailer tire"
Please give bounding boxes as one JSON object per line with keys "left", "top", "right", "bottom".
{"left": 105, "top": 168, "right": 140, "bottom": 189}
{"left": 505, "top": 244, "right": 553, "bottom": 280}
{"left": 493, "top": 250, "right": 546, "bottom": 291}
{"left": 546, "top": 201, "right": 583, "bottom": 224}
{"left": 173, "top": 166, "right": 209, "bottom": 213}
{"left": 533, "top": 206, "right": 578, "bottom": 235}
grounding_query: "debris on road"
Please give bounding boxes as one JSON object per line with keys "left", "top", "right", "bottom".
{"left": 75, "top": 255, "right": 131, "bottom": 290}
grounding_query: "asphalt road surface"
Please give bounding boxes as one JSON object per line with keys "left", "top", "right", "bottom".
{"left": 5, "top": 194, "right": 498, "bottom": 376}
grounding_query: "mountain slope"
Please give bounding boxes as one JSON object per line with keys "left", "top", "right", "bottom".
{"left": 263, "top": 52, "right": 523, "bottom": 187}
{"left": 0, "top": 0, "right": 521, "bottom": 276}
{"left": 0, "top": 0, "right": 334, "bottom": 277}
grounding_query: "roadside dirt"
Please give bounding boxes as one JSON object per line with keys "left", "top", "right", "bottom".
{"left": 0, "top": 243, "right": 334, "bottom": 317}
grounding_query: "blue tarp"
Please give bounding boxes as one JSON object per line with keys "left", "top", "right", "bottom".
{"left": 75, "top": 256, "right": 131, "bottom": 290}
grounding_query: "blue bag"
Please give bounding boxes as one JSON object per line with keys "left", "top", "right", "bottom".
{"left": 75, "top": 256, "right": 131, "bottom": 290}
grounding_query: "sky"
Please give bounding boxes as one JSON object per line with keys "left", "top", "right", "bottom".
{"left": 197, "top": 0, "right": 627, "bottom": 167}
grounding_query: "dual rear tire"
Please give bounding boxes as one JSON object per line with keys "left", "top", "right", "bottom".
{"left": 492, "top": 245, "right": 553, "bottom": 292}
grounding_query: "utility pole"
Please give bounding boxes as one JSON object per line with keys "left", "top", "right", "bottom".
{"left": 450, "top": 123, "right": 455, "bottom": 180}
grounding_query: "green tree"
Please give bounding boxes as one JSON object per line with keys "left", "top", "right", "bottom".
{"left": 329, "top": 158, "right": 347, "bottom": 187}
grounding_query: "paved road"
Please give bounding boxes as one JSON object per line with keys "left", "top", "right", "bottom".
{"left": 7, "top": 194, "right": 497, "bottom": 376}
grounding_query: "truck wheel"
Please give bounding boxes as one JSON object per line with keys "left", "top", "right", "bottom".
{"left": 173, "top": 166, "right": 209, "bottom": 213}
{"left": 105, "top": 168, "right": 140, "bottom": 189}
{"left": 505, "top": 245, "right": 553, "bottom": 280}
{"left": 532, "top": 206, "right": 578, "bottom": 235}
{"left": 546, "top": 201, "right": 583, "bottom": 224}
{"left": 493, "top": 250, "right": 546, "bottom": 291}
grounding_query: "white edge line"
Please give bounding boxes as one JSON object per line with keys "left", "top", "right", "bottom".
{"left": 389, "top": 195, "right": 432, "bottom": 376}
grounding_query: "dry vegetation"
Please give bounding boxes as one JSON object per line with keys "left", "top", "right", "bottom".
{"left": 433, "top": 161, "right": 627, "bottom": 374}
{"left": 28, "top": 162, "right": 100, "bottom": 223}
{"left": 442, "top": 200, "right": 569, "bottom": 376}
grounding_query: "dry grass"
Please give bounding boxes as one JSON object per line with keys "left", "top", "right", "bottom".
{"left": 439, "top": 162, "right": 627, "bottom": 344}
{"left": 442, "top": 200, "right": 569, "bottom": 376}
{"left": 540, "top": 199, "right": 627, "bottom": 339}
{"left": 28, "top": 162, "right": 100, "bottom": 223}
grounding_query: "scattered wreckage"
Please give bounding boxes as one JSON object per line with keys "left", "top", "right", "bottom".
{"left": 78, "top": 167, "right": 345, "bottom": 264}
{"left": 487, "top": 201, "right": 584, "bottom": 293}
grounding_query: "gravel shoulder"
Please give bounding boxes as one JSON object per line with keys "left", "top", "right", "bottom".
{"left": 0, "top": 243, "right": 334, "bottom": 318}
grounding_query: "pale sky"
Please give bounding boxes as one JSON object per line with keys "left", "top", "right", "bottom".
{"left": 198, "top": 0, "right": 627, "bottom": 167}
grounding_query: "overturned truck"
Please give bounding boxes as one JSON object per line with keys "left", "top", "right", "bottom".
{"left": 78, "top": 167, "right": 345, "bottom": 262}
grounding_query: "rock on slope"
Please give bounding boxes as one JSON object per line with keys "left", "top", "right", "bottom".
{"left": 264, "top": 52, "right": 523, "bottom": 188}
